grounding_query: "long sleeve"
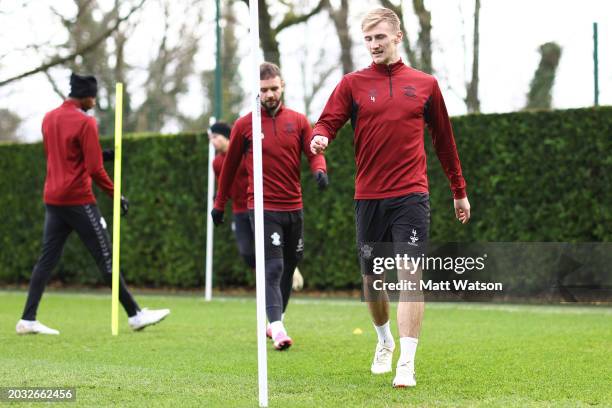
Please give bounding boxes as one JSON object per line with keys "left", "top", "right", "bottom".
{"left": 426, "top": 79, "right": 467, "bottom": 199}
{"left": 301, "top": 115, "right": 326, "bottom": 173}
{"left": 80, "top": 118, "right": 114, "bottom": 198}
{"left": 312, "top": 76, "right": 353, "bottom": 142}
{"left": 214, "top": 122, "right": 245, "bottom": 211}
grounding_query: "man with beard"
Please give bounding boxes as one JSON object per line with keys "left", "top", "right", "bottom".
{"left": 16, "top": 73, "right": 170, "bottom": 335}
{"left": 209, "top": 122, "right": 305, "bottom": 290}
{"left": 211, "top": 62, "right": 328, "bottom": 350}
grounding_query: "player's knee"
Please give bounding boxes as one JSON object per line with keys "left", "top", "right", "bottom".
{"left": 265, "top": 258, "right": 283, "bottom": 283}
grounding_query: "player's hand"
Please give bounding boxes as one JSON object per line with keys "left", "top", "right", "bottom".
{"left": 454, "top": 197, "right": 471, "bottom": 224}
{"left": 314, "top": 171, "right": 329, "bottom": 190}
{"left": 310, "top": 135, "right": 328, "bottom": 154}
{"left": 102, "top": 149, "right": 115, "bottom": 162}
{"left": 211, "top": 208, "right": 224, "bottom": 226}
{"left": 120, "top": 195, "right": 129, "bottom": 216}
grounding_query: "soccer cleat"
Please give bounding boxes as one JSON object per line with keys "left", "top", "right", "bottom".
{"left": 371, "top": 343, "right": 394, "bottom": 374}
{"left": 128, "top": 308, "right": 170, "bottom": 331}
{"left": 273, "top": 332, "right": 293, "bottom": 351}
{"left": 266, "top": 325, "right": 272, "bottom": 339}
{"left": 16, "top": 319, "right": 59, "bottom": 335}
{"left": 392, "top": 363, "right": 417, "bottom": 388}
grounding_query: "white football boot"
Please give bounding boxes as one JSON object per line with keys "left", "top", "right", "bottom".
{"left": 128, "top": 308, "right": 170, "bottom": 331}
{"left": 392, "top": 362, "right": 417, "bottom": 388}
{"left": 371, "top": 342, "right": 394, "bottom": 374}
{"left": 16, "top": 319, "right": 60, "bottom": 335}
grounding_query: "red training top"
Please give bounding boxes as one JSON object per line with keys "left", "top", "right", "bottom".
{"left": 312, "top": 59, "right": 466, "bottom": 200}
{"left": 212, "top": 152, "right": 248, "bottom": 214}
{"left": 42, "top": 99, "right": 114, "bottom": 205}
{"left": 214, "top": 104, "right": 327, "bottom": 211}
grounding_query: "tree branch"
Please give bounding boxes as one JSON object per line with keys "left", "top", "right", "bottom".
{"left": 275, "top": 0, "right": 325, "bottom": 32}
{"left": 44, "top": 70, "right": 67, "bottom": 99}
{"left": 0, "top": 0, "right": 147, "bottom": 87}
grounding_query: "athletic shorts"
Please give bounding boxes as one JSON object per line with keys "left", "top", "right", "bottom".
{"left": 232, "top": 211, "right": 254, "bottom": 258}
{"left": 355, "top": 193, "right": 430, "bottom": 275}
{"left": 249, "top": 210, "right": 304, "bottom": 260}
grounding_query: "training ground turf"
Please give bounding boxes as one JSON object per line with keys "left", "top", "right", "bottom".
{"left": 0, "top": 291, "right": 610, "bottom": 407}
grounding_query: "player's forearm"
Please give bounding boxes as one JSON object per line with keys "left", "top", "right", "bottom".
{"left": 91, "top": 168, "right": 115, "bottom": 198}
{"left": 308, "top": 154, "right": 327, "bottom": 174}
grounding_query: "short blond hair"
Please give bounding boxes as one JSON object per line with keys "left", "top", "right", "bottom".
{"left": 361, "top": 7, "right": 401, "bottom": 32}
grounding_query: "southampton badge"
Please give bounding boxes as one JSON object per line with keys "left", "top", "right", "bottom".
{"left": 409, "top": 229, "right": 419, "bottom": 246}
{"left": 360, "top": 244, "right": 374, "bottom": 260}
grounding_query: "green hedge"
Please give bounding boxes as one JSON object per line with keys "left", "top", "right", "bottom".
{"left": 0, "top": 107, "right": 610, "bottom": 289}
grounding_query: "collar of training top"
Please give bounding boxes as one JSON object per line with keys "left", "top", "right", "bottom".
{"left": 370, "top": 58, "right": 405, "bottom": 75}
{"left": 62, "top": 99, "right": 82, "bottom": 110}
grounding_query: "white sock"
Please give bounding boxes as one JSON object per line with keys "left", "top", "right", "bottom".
{"left": 281, "top": 313, "right": 285, "bottom": 321}
{"left": 270, "top": 320, "right": 286, "bottom": 339}
{"left": 373, "top": 321, "right": 395, "bottom": 348}
{"left": 398, "top": 337, "right": 419, "bottom": 367}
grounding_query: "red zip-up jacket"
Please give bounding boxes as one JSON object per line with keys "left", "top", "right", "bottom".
{"left": 214, "top": 104, "right": 327, "bottom": 211}
{"left": 212, "top": 152, "right": 248, "bottom": 213}
{"left": 42, "top": 99, "right": 114, "bottom": 205}
{"left": 313, "top": 59, "right": 466, "bottom": 200}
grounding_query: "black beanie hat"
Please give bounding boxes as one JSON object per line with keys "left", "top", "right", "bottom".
{"left": 69, "top": 73, "right": 98, "bottom": 98}
{"left": 210, "top": 122, "right": 231, "bottom": 139}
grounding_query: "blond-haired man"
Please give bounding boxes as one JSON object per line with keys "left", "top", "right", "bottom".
{"left": 311, "top": 8, "right": 470, "bottom": 387}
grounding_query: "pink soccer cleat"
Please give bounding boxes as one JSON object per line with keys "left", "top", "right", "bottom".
{"left": 273, "top": 332, "right": 293, "bottom": 351}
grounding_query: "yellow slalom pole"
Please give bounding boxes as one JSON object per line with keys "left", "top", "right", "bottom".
{"left": 111, "top": 83, "right": 124, "bottom": 336}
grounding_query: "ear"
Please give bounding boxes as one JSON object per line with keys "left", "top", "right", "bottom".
{"left": 395, "top": 31, "right": 403, "bottom": 44}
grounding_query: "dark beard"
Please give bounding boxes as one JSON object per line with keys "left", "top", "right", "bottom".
{"left": 263, "top": 99, "right": 278, "bottom": 110}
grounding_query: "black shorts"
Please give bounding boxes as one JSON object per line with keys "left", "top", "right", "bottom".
{"left": 232, "top": 212, "right": 254, "bottom": 258}
{"left": 249, "top": 210, "right": 304, "bottom": 260}
{"left": 355, "top": 193, "right": 430, "bottom": 274}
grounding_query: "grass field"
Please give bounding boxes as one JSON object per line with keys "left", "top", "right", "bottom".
{"left": 0, "top": 290, "right": 611, "bottom": 407}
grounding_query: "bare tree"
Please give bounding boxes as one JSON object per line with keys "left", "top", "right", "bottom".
{"left": 187, "top": 0, "right": 244, "bottom": 131}
{"left": 323, "top": 0, "right": 353, "bottom": 74}
{"left": 525, "top": 42, "right": 562, "bottom": 110}
{"left": 0, "top": 0, "right": 146, "bottom": 88}
{"left": 0, "top": 109, "right": 22, "bottom": 142}
{"left": 465, "top": 0, "right": 480, "bottom": 113}
{"left": 240, "top": 0, "right": 326, "bottom": 66}
{"left": 412, "top": 0, "right": 432, "bottom": 74}
{"left": 133, "top": 1, "right": 203, "bottom": 132}
{"left": 300, "top": 48, "right": 336, "bottom": 118}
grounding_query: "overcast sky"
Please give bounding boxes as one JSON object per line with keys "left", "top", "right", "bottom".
{"left": 0, "top": 0, "right": 610, "bottom": 142}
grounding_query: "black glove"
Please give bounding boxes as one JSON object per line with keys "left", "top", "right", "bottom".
{"left": 102, "top": 149, "right": 115, "bottom": 162}
{"left": 211, "top": 208, "right": 224, "bottom": 226}
{"left": 315, "top": 171, "right": 329, "bottom": 190}
{"left": 120, "top": 195, "right": 129, "bottom": 216}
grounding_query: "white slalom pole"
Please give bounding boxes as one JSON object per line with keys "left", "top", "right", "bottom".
{"left": 249, "top": 1, "right": 268, "bottom": 406}
{"left": 205, "top": 116, "right": 216, "bottom": 302}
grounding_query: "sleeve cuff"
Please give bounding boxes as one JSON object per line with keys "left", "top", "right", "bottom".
{"left": 452, "top": 188, "right": 467, "bottom": 200}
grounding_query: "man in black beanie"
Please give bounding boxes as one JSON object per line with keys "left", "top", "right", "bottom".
{"left": 16, "top": 73, "right": 170, "bottom": 335}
